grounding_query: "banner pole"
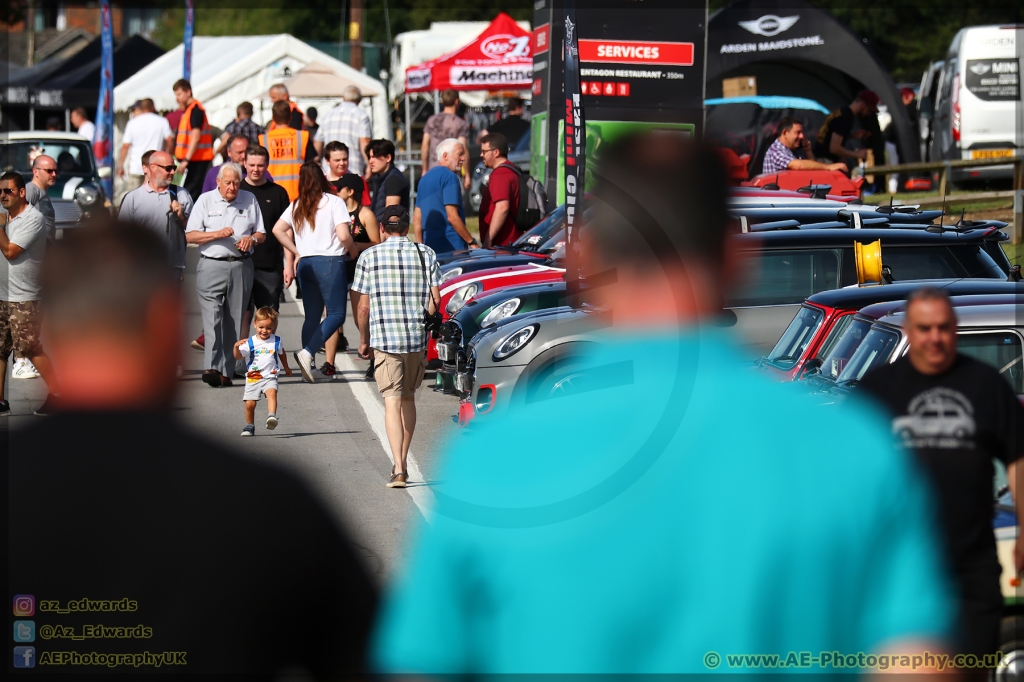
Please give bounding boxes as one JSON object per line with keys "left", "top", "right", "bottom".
{"left": 95, "top": 0, "right": 114, "bottom": 199}
{"left": 184, "top": 0, "right": 194, "bottom": 81}
{"left": 563, "top": 0, "right": 584, "bottom": 299}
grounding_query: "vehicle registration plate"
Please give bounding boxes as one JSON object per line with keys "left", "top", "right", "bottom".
{"left": 972, "top": 149, "right": 1014, "bottom": 159}
{"left": 437, "top": 343, "right": 453, "bottom": 361}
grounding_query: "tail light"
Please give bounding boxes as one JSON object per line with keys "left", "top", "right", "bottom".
{"left": 951, "top": 73, "right": 961, "bottom": 143}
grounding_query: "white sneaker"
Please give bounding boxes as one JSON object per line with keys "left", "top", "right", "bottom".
{"left": 294, "top": 349, "right": 315, "bottom": 384}
{"left": 309, "top": 367, "right": 329, "bottom": 383}
{"left": 12, "top": 358, "right": 40, "bottom": 379}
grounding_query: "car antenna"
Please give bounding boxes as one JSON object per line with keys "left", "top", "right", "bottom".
{"left": 926, "top": 188, "right": 950, "bottom": 233}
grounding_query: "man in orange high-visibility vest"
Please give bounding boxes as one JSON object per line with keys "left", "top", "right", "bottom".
{"left": 258, "top": 101, "right": 314, "bottom": 202}
{"left": 267, "top": 83, "right": 304, "bottom": 131}
{"left": 172, "top": 78, "right": 215, "bottom": 200}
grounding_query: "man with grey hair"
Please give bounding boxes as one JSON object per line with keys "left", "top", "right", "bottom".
{"left": 314, "top": 85, "right": 371, "bottom": 176}
{"left": 268, "top": 83, "right": 304, "bottom": 130}
{"left": 186, "top": 163, "right": 265, "bottom": 387}
{"left": 860, "top": 287, "right": 1024, "bottom": 663}
{"left": 413, "top": 138, "right": 475, "bottom": 254}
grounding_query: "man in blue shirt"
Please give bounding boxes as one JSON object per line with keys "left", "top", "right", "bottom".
{"left": 413, "top": 138, "right": 477, "bottom": 254}
{"left": 372, "top": 133, "right": 955, "bottom": 674}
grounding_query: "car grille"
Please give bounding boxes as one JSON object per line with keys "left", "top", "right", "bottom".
{"left": 53, "top": 199, "right": 81, "bottom": 227}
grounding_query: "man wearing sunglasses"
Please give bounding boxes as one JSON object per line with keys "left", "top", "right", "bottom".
{"left": 26, "top": 155, "right": 57, "bottom": 243}
{"left": 117, "top": 150, "right": 194, "bottom": 280}
{"left": 0, "top": 172, "right": 60, "bottom": 416}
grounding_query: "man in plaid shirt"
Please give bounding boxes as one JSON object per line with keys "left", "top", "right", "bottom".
{"left": 315, "top": 86, "right": 372, "bottom": 177}
{"left": 214, "top": 102, "right": 265, "bottom": 159}
{"left": 353, "top": 205, "right": 442, "bottom": 489}
{"left": 761, "top": 117, "right": 846, "bottom": 175}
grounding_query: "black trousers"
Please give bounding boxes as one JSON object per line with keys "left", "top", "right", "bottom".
{"left": 250, "top": 267, "right": 284, "bottom": 312}
{"left": 182, "top": 160, "right": 211, "bottom": 201}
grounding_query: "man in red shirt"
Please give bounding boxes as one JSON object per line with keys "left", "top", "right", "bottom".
{"left": 478, "top": 133, "right": 521, "bottom": 248}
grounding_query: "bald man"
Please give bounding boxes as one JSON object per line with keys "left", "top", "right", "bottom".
{"left": 268, "top": 84, "right": 304, "bottom": 130}
{"left": 27, "top": 155, "right": 57, "bottom": 243}
{"left": 118, "top": 150, "right": 193, "bottom": 277}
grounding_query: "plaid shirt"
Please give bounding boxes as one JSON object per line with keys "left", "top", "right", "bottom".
{"left": 224, "top": 118, "right": 265, "bottom": 144}
{"left": 351, "top": 236, "right": 442, "bottom": 354}
{"left": 314, "top": 102, "right": 372, "bottom": 175}
{"left": 762, "top": 139, "right": 799, "bottom": 174}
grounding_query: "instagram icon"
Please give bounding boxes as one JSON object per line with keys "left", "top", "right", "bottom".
{"left": 13, "top": 595, "right": 35, "bottom": 617}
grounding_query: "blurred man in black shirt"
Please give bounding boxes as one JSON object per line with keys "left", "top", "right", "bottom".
{"left": 860, "top": 287, "right": 1024, "bottom": 661}
{"left": 8, "top": 223, "right": 377, "bottom": 677}
{"left": 813, "top": 90, "right": 880, "bottom": 165}
{"left": 480, "top": 97, "right": 530, "bottom": 148}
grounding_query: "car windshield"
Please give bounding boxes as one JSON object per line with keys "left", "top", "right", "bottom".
{"left": 817, "top": 318, "right": 875, "bottom": 380}
{"left": 513, "top": 205, "right": 566, "bottom": 249}
{"left": 1, "top": 140, "right": 96, "bottom": 178}
{"left": 538, "top": 227, "right": 566, "bottom": 254}
{"left": 765, "top": 305, "right": 824, "bottom": 369}
{"left": 835, "top": 326, "right": 901, "bottom": 385}
{"left": 956, "top": 331, "right": 1024, "bottom": 394}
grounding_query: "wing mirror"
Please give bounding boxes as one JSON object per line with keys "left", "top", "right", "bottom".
{"left": 800, "top": 357, "right": 822, "bottom": 377}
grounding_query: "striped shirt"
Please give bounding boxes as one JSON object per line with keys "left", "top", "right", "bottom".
{"left": 762, "top": 139, "right": 799, "bottom": 174}
{"left": 351, "top": 236, "right": 442, "bottom": 354}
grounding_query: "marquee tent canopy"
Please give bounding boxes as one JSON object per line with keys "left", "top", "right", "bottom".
{"left": 114, "top": 34, "right": 388, "bottom": 139}
{"left": 404, "top": 12, "right": 532, "bottom": 93}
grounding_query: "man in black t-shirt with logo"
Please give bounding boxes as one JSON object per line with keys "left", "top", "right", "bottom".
{"left": 860, "top": 287, "right": 1024, "bottom": 661}
{"left": 366, "top": 139, "right": 410, "bottom": 223}
{"left": 242, "top": 145, "right": 291, "bottom": 312}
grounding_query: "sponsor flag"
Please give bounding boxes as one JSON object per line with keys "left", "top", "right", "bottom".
{"left": 94, "top": 0, "right": 114, "bottom": 198}
{"left": 563, "top": 0, "right": 585, "bottom": 288}
{"left": 184, "top": 0, "right": 194, "bottom": 81}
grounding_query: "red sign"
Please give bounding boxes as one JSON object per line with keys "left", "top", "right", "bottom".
{"left": 533, "top": 23, "right": 550, "bottom": 55}
{"left": 580, "top": 81, "right": 630, "bottom": 97}
{"left": 533, "top": 78, "right": 542, "bottom": 95}
{"left": 578, "top": 39, "right": 694, "bottom": 66}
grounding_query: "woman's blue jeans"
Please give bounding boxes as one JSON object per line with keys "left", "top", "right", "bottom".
{"left": 296, "top": 256, "right": 347, "bottom": 357}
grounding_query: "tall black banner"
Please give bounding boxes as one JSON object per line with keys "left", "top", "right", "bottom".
{"left": 563, "top": 0, "right": 585, "bottom": 266}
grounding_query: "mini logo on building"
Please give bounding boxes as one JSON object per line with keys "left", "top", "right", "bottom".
{"left": 480, "top": 34, "right": 531, "bottom": 61}
{"left": 738, "top": 15, "right": 800, "bottom": 37}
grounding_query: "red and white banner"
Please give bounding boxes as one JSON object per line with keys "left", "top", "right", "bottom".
{"left": 578, "top": 39, "right": 694, "bottom": 66}
{"left": 405, "top": 12, "right": 533, "bottom": 93}
{"left": 533, "top": 24, "right": 550, "bottom": 55}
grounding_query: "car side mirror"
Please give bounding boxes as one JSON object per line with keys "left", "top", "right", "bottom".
{"left": 801, "top": 358, "right": 822, "bottom": 377}
{"left": 98, "top": 167, "right": 112, "bottom": 179}
{"left": 1008, "top": 265, "right": 1022, "bottom": 283}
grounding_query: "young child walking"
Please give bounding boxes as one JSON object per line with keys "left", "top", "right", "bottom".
{"left": 233, "top": 307, "right": 292, "bottom": 436}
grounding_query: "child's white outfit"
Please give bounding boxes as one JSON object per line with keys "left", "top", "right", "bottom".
{"left": 238, "top": 335, "right": 284, "bottom": 402}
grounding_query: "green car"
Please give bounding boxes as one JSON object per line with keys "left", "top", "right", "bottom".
{"left": 1, "top": 131, "right": 110, "bottom": 233}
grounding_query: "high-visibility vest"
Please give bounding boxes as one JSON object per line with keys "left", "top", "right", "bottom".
{"left": 259, "top": 128, "right": 308, "bottom": 201}
{"left": 174, "top": 100, "right": 214, "bottom": 162}
{"left": 267, "top": 101, "right": 303, "bottom": 131}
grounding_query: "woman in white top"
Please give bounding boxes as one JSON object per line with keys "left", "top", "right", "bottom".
{"left": 273, "top": 162, "right": 354, "bottom": 383}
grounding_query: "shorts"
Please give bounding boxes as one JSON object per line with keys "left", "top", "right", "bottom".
{"left": 373, "top": 350, "right": 425, "bottom": 398}
{"left": 0, "top": 300, "right": 43, "bottom": 358}
{"left": 242, "top": 376, "right": 278, "bottom": 402}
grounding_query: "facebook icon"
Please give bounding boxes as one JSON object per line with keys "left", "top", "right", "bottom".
{"left": 13, "top": 646, "right": 35, "bottom": 668}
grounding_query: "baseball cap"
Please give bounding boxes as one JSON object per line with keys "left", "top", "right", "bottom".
{"left": 333, "top": 173, "right": 363, "bottom": 193}
{"left": 381, "top": 204, "right": 410, "bottom": 227}
{"left": 856, "top": 89, "right": 880, "bottom": 113}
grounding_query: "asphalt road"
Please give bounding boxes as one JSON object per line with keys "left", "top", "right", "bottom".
{"left": 3, "top": 246, "right": 466, "bottom": 587}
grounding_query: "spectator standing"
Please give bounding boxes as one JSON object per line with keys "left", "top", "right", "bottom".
{"left": 172, "top": 78, "right": 215, "bottom": 201}
{"left": 165, "top": 103, "right": 185, "bottom": 134}
{"left": 479, "top": 97, "right": 530, "bottom": 147}
{"left": 11, "top": 223, "right": 377, "bottom": 674}
{"left": 414, "top": 138, "right": 476, "bottom": 254}
{"left": 203, "top": 134, "right": 273, "bottom": 194}
{"left": 762, "top": 117, "right": 848, "bottom": 175}
{"left": 267, "top": 83, "right": 304, "bottom": 130}
{"left": 71, "top": 107, "right": 95, "bottom": 141}
{"left": 478, "top": 133, "right": 521, "bottom": 248}
{"left": 371, "top": 133, "right": 955, "bottom": 673}
{"left": 322, "top": 173, "right": 379, "bottom": 378}
{"left": 859, "top": 288, "right": 1024, "bottom": 661}
{"left": 118, "top": 99, "right": 174, "bottom": 199}
{"left": 0, "top": 172, "right": 60, "bottom": 416}
{"left": 185, "top": 163, "right": 265, "bottom": 388}
{"left": 352, "top": 205, "right": 441, "bottom": 488}
{"left": 259, "top": 100, "right": 315, "bottom": 202}
{"left": 117, "top": 150, "right": 192, "bottom": 279}
{"left": 26, "top": 154, "right": 56, "bottom": 243}
{"left": 272, "top": 163, "right": 354, "bottom": 384}
{"left": 304, "top": 106, "right": 319, "bottom": 140}
{"left": 367, "top": 139, "right": 409, "bottom": 223}
{"left": 813, "top": 90, "right": 880, "bottom": 164}
{"left": 214, "top": 102, "right": 265, "bottom": 159}
{"left": 421, "top": 89, "right": 470, "bottom": 188}
{"left": 241, "top": 146, "right": 291, "bottom": 315}
{"left": 324, "top": 141, "right": 370, "bottom": 207}
{"left": 314, "top": 86, "right": 372, "bottom": 177}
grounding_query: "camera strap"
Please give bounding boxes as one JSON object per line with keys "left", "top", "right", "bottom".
{"left": 412, "top": 242, "right": 440, "bottom": 315}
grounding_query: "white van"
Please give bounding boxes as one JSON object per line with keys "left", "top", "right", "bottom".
{"left": 928, "top": 25, "right": 1023, "bottom": 184}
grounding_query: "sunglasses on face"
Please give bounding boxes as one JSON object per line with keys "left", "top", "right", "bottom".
{"left": 38, "top": 168, "right": 57, "bottom": 174}
{"left": 0, "top": 187, "right": 18, "bottom": 196}
{"left": 151, "top": 164, "right": 177, "bottom": 172}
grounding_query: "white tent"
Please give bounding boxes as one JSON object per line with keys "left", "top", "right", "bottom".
{"left": 390, "top": 20, "right": 530, "bottom": 106}
{"left": 114, "top": 35, "right": 389, "bottom": 139}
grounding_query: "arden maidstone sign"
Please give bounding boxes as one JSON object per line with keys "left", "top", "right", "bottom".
{"left": 719, "top": 13, "right": 828, "bottom": 54}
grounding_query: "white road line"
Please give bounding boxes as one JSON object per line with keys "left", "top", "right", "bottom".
{"left": 289, "top": 285, "right": 434, "bottom": 520}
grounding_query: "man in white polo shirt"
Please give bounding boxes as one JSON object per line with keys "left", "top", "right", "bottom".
{"left": 186, "top": 163, "right": 264, "bottom": 388}
{"left": 118, "top": 99, "right": 174, "bottom": 203}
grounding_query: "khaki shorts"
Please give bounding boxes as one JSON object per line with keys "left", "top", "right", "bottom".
{"left": 373, "top": 350, "right": 425, "bottom": 398}
{"left": 0, "top": 300, "right": 43, "bottom": 358}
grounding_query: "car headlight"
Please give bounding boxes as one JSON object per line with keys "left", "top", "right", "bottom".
{"left": 446, "top": 282, "right": 479, "bottom": 316}
{"left": 492, "top": 324, "right": 537, "bottom": 361}
{"left": 480, "top": 297, "right": 521, "bottom": 327}
{"left": 441, "top": 267, "right": 463, "bottom": 283}
{"left": 74, "top": 183, "right": 100, "bottom": 207}
{"left": 480, "top": 167, "right": 494, "bottom": 187}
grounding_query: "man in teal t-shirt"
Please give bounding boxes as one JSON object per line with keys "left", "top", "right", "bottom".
{"left": 373, "top": 134, "right": 955, "bottom": 674}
